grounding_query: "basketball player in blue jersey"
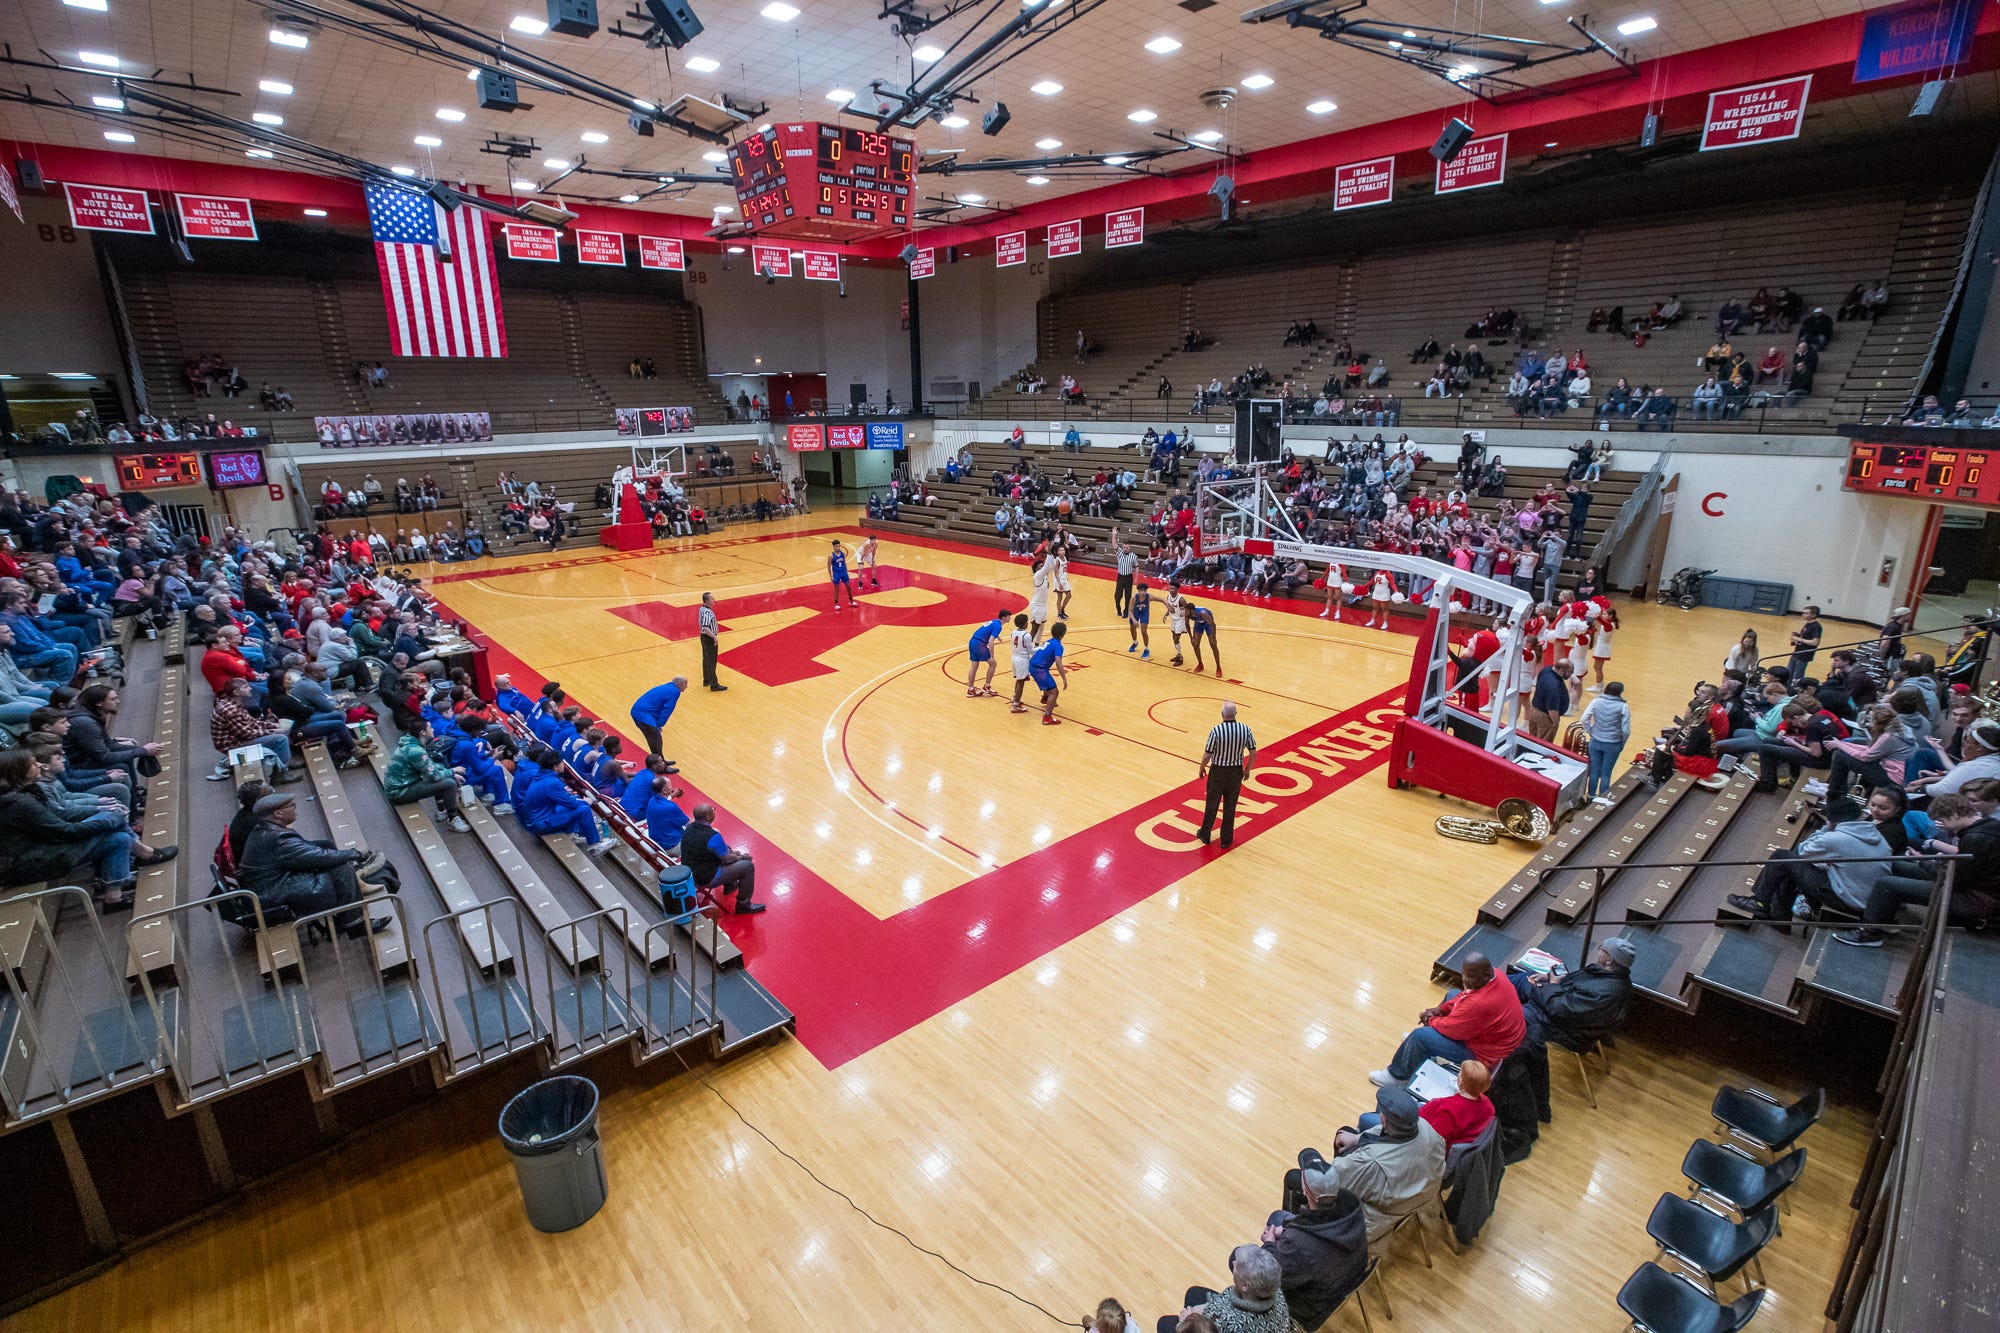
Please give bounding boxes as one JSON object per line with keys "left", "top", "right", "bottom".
{"left": 828, "top": 539, "right": 857, "bottom": 609}
{"left": 1185, "top": 601, "right": 1223, "bottom": 676}
{"left": 1030, "top": 622, "right": 1069, "bottom": 725}
{"left": 966, "top": 606, "right": 1008, "bottom": 697}
{"left": 1126, "top": 580, "right": 1152, "bottom": 659}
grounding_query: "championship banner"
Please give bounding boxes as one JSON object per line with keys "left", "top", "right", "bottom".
{"left": 1700, "top": 76, "right": 1811, "bottom": 151}
{"left": 314, "top": 411, "right": 493, "bottom": 448}
{"left": 614, "top": 406, "right": 695, "bottom": 436}
{"left": 908, "top": 247, "right": 935, "bottom": 279}
{"left": 828, "top": 424, "right": 866, "bottom": 448}
{"left": 1435, "top": 134, "right": 1507, "bottom": 194}
{"left": 786, "top": 423, "right": 826, "bottom": 451}
{"left": 64, "top": 182, "right": 153, "bottom": 234}
{"left": 1333, "top": 157, "right": 1395, "bottom": 211}
{"left": 866, "top": 422, "right": 904, "bottom": 449}
{"left": 1104, "top": 207, "right": 1144, "bottom": 249}
{"left": 637, "top": 235, "right": 685, "bottom": 270}
{"left": 1046, "top": 218, "right": 1083, "bottom": 258}
{"left": 575, "top": 229, "right": 627, "bottom": 265}
{"left": 801, "top": 251, "right": 840, "bottom": 281}
{"left": 996, "top": 231, "right": 1027, "bottom": 267}
{"left": 751, "top": 243, "right": 791, "bottom": 277}
{"left": 1854, "top": 0, "right": 1978, "bottom": 83}
{"left": 0, "top": 166, "right": 20, "bottom": 224}
{"left": 504, "top": 222, "right": 561, "bottom": 262}
{"left": 175, "top": 194, "right": 258, "bottom": 241}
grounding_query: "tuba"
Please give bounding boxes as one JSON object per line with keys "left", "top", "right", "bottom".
{"left": 1435, "top": 797, "right": 1554, "bottom": 844}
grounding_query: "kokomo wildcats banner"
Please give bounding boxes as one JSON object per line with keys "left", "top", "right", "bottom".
{"left": 175, "top": 194, "right": 258, "bottom": 240}
{"left": 503, "top": 222, "right": 561, "bottom": 261}
{"left": 801, "top": 251, "right": 840, "bottom": 281}
{"left": 1046, "top": 219, "right": 1083, "bottom": 258}
{"left": 637, "top": 235, "right": 685, "bottom": 270}
{"left": 1104, "top": 207, "right": 1144, "bottom": 248}
{"left": 1701, "top": 76, "right": 1811, "bottom": 151}
{"left": 64, "top": 182, "right": 153, "bottom": 233}
{"left": 1333, "top": 157, "right": 1395, "bottom": 210}
{"left": 575, "top": 229, "right": 627, "bottom": 265}
{"left": 1435, "top": 134, "right": 1507, "bottom": 194}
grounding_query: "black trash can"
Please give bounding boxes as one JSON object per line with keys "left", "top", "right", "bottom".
{"left": 497, "top": 1075, "right": 606, "bottom": 1232}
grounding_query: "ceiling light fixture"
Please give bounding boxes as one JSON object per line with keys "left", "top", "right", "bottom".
{"left": 258, "top": 78, "right": 293, "bottom": 95}
{"left": 620, "top": 192, "right": 641, "bottom": 202}
{"left": 1144, "top": 35, "right": 1182, "bottom": 53}
{"left": 390, "top": 165, "right": 416, "bottom": 176}
{"left": 701, "top": 149, "right": 727, "bottom": 162}
{"left": 958, "top": 192, "right": 985, "bottom": 203}
{"left": 543, "top": 157, "right": 569, "bottom": 169}
{"left": 581, "top": 130, "right": 608, "bottom": 143}
{"left": 268, "top": 26, "right": 309, "bottom": 48}
{"left": 246, "top": 148, "right": 275, "bottom": 158}
{"left": 102, "top": 130, "right": 135, "bottom": 142}
{"left": 826, "top": 88, "right": 854, "bottom": 102}
{"left": 1617, "top": 15, "right": 1656, "bottom": 33}
{"left": 1192, "top": 129, "right": 1223, "bottom": 143}
{"left": 76, "top": 50, "right": 120, "bottom": 67}
{"left": 511, "top": 178, "right": 537, "bottom": 190}
{"left": 684, "top": 55, "right": 720, "bottom": 72}
{"left": 761, "top": 1, "right": 800, "bottom": 19}
{"left": 1126, "top": 108, "right": 1156, "bottom": 123}
{"left": 1241, "top": 72, "right": 1274, "bottom": 89}
{"left": 1034, "top": 136, "right": 1061, "bottom": 149}
{"left": 713, "top": 204, "right": 735, "bottom": 213}
{"left": 1103, "top": 154, "right": 1130, "bottom": 165}
{"left": 727, "top": 244, "right": 746, "bottom": 253}
{"left": 1306, "top": 99, "right": 1336, "bottom": 114}
{"left": 1544, "top": 140, "right": 1558, "bottom": 147}
{"left": 415, "top": 134, "right": 443, "bottom": 147}
{"left": 252, "top": 111, "right": 284, "bottom": 125}
{"left": 1026, "top": 174, "right": 1049, "bottom": 185}
{"left": 508, "top": 14, "right": 548, "bottom": 34}
{"left": 1030, "top": 80, "right": 1062, "bottom": 96}
{"left": 64, "top": 0, "right": 110, "bottom": 10}
{"left": 435, "top": 107, "right": 466, "bottom": 121}
{"left": 912, "top": 44, "right": 943, "bottom": 62}
{"left": 91, "top": 94, "right": 125, "bottom": 110}
{"left": 940, "top": 114, "right": 969, "bottom": 128}
{"left": 303, "top": 208, "right": 327, "bottom": 216}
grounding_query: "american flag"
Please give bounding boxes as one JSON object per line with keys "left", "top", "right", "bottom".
{"left": 366, "top": 183, "right": 508, "bottom": 358}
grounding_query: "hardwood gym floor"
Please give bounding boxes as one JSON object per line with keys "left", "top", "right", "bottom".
{"left": 16, "top": 512, "right": 1886, "bottom": 1330}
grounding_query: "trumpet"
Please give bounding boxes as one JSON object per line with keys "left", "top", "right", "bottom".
{"left": 1435, "top": 797, "right": 1554, "bottom": 845}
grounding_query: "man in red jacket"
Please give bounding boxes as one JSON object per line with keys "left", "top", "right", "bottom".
{"left": 200, "top": 625, "right": 267, "bottom": 707}
{"left": 1369, "top": 953, "right": 1525, "bottom": 1087}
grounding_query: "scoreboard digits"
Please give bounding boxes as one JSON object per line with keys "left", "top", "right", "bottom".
{"left": 1845, "top": 439, "right": 2000, "bottom": 508}
{"left": 113, "top": 452, "right": 202, "bottom": 488}
{"left": 723, "top": 122, "right": 912, "bottom": 241}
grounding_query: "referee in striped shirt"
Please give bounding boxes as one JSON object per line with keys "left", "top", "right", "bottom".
{"left": 1198, "top": 702, "right": 1256, "bottom": 848}
{"left": 699, "top": 590, "right": 727, "bottom": 692}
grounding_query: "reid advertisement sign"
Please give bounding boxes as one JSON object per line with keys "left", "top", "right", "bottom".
{"left": 908, "top": 247, "right": 935, "bottom": 279}
{"left": 1700, "top": 76, "right": 1811, "bottom": 151}
{"left": 64, "top": 182, "right": 154, "bottom": 234}
{"left": 801, "top": 251, "right": 840, "bottom": 281}
{"left": 786, "top": 423, "right": 826, "bottom": 451}
{"left": 175, "top": 194, "right": 258, "bottom": 241}
{"left": 637, "top": 235, "right": 684, "bottom": 270}
{"left": 1104, "top": 207, "right": 1144, "bottom": 249}
{"left": 575, "top": 229, "right": 627, "bottom": 265}
{"left": 866, "top": 422, "right": 904, "bottom": 449}
{"left": 1333, "top": 157, "right": 1395, "bottom": 211}
{"left": 1046, "top": 218, "right": 1083, "bottom": 258}
{"left": 1435, "top": 134, "right": 1507, "bottom": 194}
{"left": 995, "top": 231, "right": 1027, "bottom": 267}
{"left": 503, "top": 222, "right": 561, "bottom": 262}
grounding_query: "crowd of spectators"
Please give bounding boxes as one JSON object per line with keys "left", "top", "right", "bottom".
{"left": 183, "top": 353, "right": 248, "bottom": 399}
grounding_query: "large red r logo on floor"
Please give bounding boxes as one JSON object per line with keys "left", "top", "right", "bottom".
{"left": 608, "top": 567, "right": 1020, "bottom": 686}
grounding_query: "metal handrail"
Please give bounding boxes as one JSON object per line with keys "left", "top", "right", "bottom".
{"left": 419, "top": 896, "right": 542, "bottom": 1079}
{"left": 544, "top": 905, "right": 637, "bottom": 1068}
{"left": 637, "top": 909, "right": 720, "bottom": 1056}
{"left": 1587, "top": 451, "right": 1668, "bottom": 570}
{"left": 0, "top": 884, "right": 167, "bottom": 1125}
{"left": 287, "top": 892, "right": 434, "bottom": 1091}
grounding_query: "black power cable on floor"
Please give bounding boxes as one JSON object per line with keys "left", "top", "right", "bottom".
{"left": 669, "top": 1051, "right": 1074, "bottom": 1326}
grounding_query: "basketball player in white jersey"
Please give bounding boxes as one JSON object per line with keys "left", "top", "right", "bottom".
{"left": 1165, "top": 580, "right": 1189, "bottom": 666}
{"left": 1027, "top": 560, "right": 1052, "bottom": 641}
{"left": 1008, "top": 614, "right": 1036, "bottom": 713}
{"left": 856, "top": 534, "right": 881, "bottom": 589}
{"left": 1044, "top": 548, "right": 1073, "bottom": 621}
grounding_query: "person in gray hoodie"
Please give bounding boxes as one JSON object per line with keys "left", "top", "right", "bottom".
{"left": 1824, "top": 689, "right": 1928, "bottom": 820}
{"left": 1729, "top": 814, "right": 1893, "bottom": 925}
{"left": 1578, "top": 681, "right": 1632, "bottom": 803}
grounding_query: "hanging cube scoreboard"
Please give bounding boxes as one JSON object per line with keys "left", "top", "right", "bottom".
{"left": 725, "top": 122, "right": 915, "bottom": 240}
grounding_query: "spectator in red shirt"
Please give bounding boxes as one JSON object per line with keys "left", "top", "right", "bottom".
{"left": 1370, "top": 954, "right": 1525, "bottom": 1086}
{"left": 1344, "top": 1059, "right": 1495, "bottom": 1149}
{"left": 200, "top": 625, "right": 267, "bottom": 707}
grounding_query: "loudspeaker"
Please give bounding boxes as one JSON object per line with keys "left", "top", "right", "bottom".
{"left": 898, "top": 242, "right": 918, "bottom": 262}
{"left": 1640, "top": 112, "right": 1658, "bottom": 147}
{"left": 15, "top": 158, "right": 43, "bottom": 191}
{"left": 1430, "top": 117, "right": 1473, "bottom": 162}
{"left": 1911, "top": 79, "right": 1951, "bottom": 117}
{"left": 628, "top": 109, "right": 656, "bottom": 137}
{"left": 946, "top": 245, "right": 959, "bottom": 264}
{"left": 546, "top": 0, "right": 597, "bottom": 36}
{"left": 981, "top": 101, "right": 1011, "bottom": 136}
{"left": 642, "top": 0, "right": 704, "bottom": 49}
{"left": 477, "top": 69, "right": 519, "bottom": 111}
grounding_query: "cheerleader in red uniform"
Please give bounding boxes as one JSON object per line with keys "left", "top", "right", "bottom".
{"left": 1320, "top": 561, "right": 1350, "bottom": 620}
{"left": 1587, "top": 595, "right": 1620, "bottom": 690}
{"left": 1366, "top": 569, "right": 1395, "bottom": 630}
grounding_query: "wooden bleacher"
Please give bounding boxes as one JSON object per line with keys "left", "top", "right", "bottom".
{"left": 123, "top": 661, "right": 187, "bottom": 986}
{"left": 361, "top": 744, "right": 514, "bottom": 976}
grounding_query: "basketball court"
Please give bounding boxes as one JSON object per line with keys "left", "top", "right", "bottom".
{"left": 8, "top": 511, "right": 1876, "bottom": 1330}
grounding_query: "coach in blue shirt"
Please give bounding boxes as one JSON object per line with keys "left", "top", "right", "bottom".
{"left": 680, "top": 803, "right": 764, "bottom": 914}
{"left": 630, "top": 675, "right": 687, "bottom": 760}
{"left": 1528, "top": 659, "right": 1573, "bottom": 743}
